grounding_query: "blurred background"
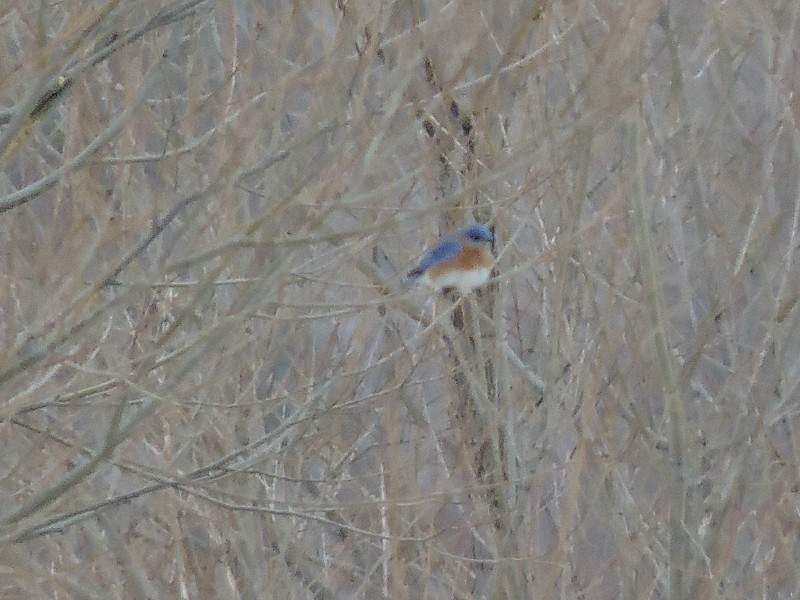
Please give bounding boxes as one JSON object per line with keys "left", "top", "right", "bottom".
{"left": 1, "top": 1, "right": 799, "bottom": 598}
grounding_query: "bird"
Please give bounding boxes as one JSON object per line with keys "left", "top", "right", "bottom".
{"left": 406, "top": 223, "right": 495, "bottom": 294}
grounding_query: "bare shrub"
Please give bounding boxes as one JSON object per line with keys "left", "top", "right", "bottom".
{"left": 1, "top": 1, "right": 799, "bottom": 598}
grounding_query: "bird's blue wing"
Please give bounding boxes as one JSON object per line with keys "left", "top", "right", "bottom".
{"left": 408, "top": 238, "right": 461, "bottom": 277}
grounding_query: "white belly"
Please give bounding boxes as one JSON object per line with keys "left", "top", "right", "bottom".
{"left": 423, "top": 267, "right": 491, "bottom": 293}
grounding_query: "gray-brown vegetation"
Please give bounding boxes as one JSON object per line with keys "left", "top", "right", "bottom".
{"left": 1, "top": 1, "right": 799, "bottom": 598}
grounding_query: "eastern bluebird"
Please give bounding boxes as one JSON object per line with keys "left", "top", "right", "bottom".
{"left": 406, "top": 223, "right": 495, "bottom": 293}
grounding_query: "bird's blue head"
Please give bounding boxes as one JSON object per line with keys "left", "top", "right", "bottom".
{"left": 461, "top": 224, "right": 494, "bottom": 244}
